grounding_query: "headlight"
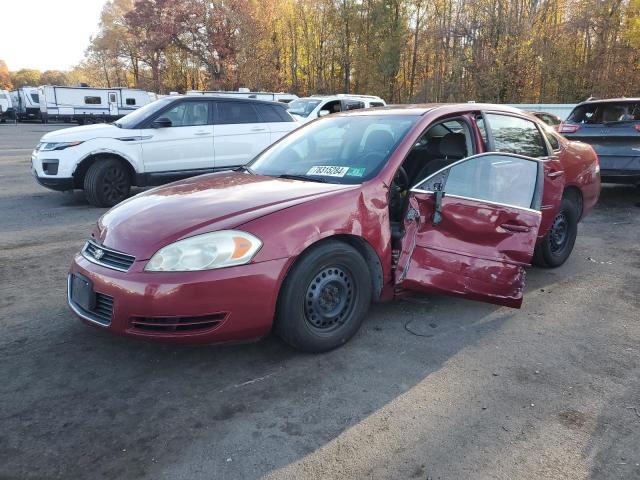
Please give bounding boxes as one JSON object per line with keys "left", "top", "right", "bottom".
{"left": 145, "top": 230, "right": 262, "bottom": 272}
{"left": 40, "top": 141, "right": 83, "bottom": 151}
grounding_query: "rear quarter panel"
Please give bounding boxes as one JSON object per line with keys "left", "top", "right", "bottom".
{"left": 557, "top": 138, "right": 601, "bottom": 218}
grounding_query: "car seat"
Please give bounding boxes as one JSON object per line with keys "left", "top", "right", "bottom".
{"left": 413, "top": 132, "right": 467, "bottom": 183}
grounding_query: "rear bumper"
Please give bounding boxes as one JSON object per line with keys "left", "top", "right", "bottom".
{"left": 600, "top": 169, "right": 640, "bottom": 185}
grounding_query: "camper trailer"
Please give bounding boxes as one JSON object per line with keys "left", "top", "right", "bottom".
{"left": 186, "top": 88, "right": 298, "bottom": 103}
{"left": 11, "top": 87, "right": 41, "bottom": 121}
{"left": 38, "top": 86, "right": 154, "bottom": 124}
{"left": 0, "top": 89, "right": 14, "bottom": 122}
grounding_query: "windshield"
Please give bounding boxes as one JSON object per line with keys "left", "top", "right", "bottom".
{"left": 287, "top": 99, "right": 322, "bottom": 118}
{"left": 567, "top": 101, "right": 640, "bottom": 124}
{"left": 115, "top": 97, "right": 174, "bottom": 128}
{"left": 249, "top": 115, "right": 419, "bottom": 184}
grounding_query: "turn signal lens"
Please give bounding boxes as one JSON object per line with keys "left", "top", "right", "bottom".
{"left": 231, "top": 236, "right": 253, "bottom": 259}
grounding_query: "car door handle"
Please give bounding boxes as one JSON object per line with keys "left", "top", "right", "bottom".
{"left": 500, "top": 223, "right": 530, "bottom": 233}
{"left": 193, "top": 131, "right": 210, "bottom": 136}
{"left": 250, "top": 127, "right": 267, "bottom": 132}
{"left": 547, "top": 170, "right": 564, "bottom": 178}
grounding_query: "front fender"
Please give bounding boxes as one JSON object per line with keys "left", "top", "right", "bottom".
{"left": 239, "top": 183, "right": 394, "bottom": 284}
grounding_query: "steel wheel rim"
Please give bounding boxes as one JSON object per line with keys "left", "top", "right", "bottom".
{"left": 103, "top": 167, "right": 127, "bottom": 203}
{"left": 549, "top": 212, "right": 569, "bottom": 253}
{"left": 304, "top": 266, "right": 355, "bottom": 333}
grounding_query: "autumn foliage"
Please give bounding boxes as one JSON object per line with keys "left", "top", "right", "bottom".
{"left": 8, "top": 0, "right": 640, "bottom": 102}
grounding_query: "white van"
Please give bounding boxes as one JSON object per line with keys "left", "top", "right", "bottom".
{"left": 0, "top": 89, "right": 13, "bottom": 122}
{"left": 11, "top": 87, "right": 41, "bottom": 121}
{"left": 39, "top": 86, "right": 154, "bottom": 124}
{"left": 287, "top": 94, "right": 386, "bottom": 124}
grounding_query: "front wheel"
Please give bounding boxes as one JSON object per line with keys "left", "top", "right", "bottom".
{"left": 84, "top": 159, "right": 131, "bottom": 207}
{"left": 275, "top": 241, "right": 372, "bottom": 353}
{"left": 533, "top": 196, "right": 578, "bottom": 268}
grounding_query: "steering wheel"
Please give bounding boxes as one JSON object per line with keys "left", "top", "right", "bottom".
{"left": 393, "top": 165, "right": 409, "bottom": 192}
{"left": 389, "top": 165, "right": 409, "bottom": 221}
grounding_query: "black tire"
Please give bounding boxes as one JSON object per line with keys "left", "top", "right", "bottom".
{"left": 83, "top": 159, "right": 131, "bottom": 207}
{"left": 275, "top": 240, "right": 372, "bottom": 353}
{"left": 533, "top": 196, "right": 578, "bottom": 268}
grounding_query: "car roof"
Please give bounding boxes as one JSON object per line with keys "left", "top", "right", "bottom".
{"left": 339, "top": 103, "right": 528, "bottom": 117}
{"left": 576, "top": 97, "right": 640, "bottom": 106}
{"left": 302, "top": 95, "right": 383, "bottom": 101}
{"left": 167, "top": 95, "right": 285, "bottom": 107}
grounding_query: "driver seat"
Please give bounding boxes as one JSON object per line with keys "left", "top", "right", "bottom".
{"left": 414, "top": 132, "right": 467, "bottom": 183}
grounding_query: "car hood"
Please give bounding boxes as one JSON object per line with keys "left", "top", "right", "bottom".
{"left": 40, "top": 123, "right": 124, "bottom": 143}
{"left": 94, "top": 171, "right": 356, "bottom": 260}
{"left": 288, "top": 113, "right": 310, "bottom": 123}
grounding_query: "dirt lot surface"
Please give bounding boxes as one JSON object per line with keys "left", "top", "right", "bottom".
{"left": 1, "top": 123, "right": 639, "bottom": 480}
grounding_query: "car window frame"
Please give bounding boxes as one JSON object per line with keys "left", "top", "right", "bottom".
{"left": 400, "top": 113, "right": 479, "bottom": 189}
{"left": 253, "top": 102, "right": 292, "bottom": 123}
{"left": 214, "top": 100, "right": 264, "bottom": 125}
{"left": 411, "top": 152, "right": 545, "bottom": 213}
{"left": 482, "top": 110, "right": 551, "bottom": 159}
{"left": 140, "top": 98, "right": 215, "bottom": 128}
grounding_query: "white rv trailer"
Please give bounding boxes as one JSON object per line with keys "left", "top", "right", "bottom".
{"left": 10, "top": 87, "right": 41, "bottom": 121}
{"left": 0, "top": 89, "right": 14, "bottom": 122}
{"left": 186, "top": 88, "right": 298, "bottom": 103}
{"left": 38, "top": 86, "right": 154, "bottom": 124}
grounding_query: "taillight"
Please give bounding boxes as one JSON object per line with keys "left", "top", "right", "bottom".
{"left": 559, "top": 123, "right": 580, "bottom": 134}
{"left": 634, "top": 124, "right": 640, "bottom": 132}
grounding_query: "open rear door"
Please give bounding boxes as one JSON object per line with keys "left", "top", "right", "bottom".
{"left": 395, "top": 153, "right": 545, "bottom": 308}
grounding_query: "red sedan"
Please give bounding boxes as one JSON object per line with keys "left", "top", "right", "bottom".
{"left": 68, "top": 104, "right": 600, "bottom": 352}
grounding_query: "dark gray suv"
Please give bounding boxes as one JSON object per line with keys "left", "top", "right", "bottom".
{"left": 560, "top": 98, "right": 640, "bottom": 185}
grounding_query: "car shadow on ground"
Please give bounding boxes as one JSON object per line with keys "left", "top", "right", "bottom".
{"left": 1, "top": 282, "right": 513, "bottom": 479}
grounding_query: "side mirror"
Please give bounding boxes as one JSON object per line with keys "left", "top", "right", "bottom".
{"left": 432, "top": 190, "right": 445, "bottom": 225}
{"left": 151, "top": 117, "right": 172, "bottom": 128}
{"left": 318, "top": 109, "right": 330, "bottom": 117}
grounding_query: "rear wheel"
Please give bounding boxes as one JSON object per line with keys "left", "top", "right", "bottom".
{"left": 275, "top": 241, "right": 372, "bottom": 353}
{"left": 533, "top": 196, "right": 578, "bottom": 268}
{"left": 84, "top": 159, "right": 131, "bottom": 207}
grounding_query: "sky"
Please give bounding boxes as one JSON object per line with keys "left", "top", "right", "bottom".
{"left": 0, "top": 0, "right": 108, "bottom": 71}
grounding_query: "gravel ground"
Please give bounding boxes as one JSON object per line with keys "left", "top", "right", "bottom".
{"left": 1, "top": 123, "right": 639, "bottom": 480}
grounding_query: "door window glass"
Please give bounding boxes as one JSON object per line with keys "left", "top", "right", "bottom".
{"left": 485, "top": 114, "right": 547, "bottom": 158}
{"left": 345, "top": 101, "right": 365, "bottom": 111}
{"left": 217, "top": 102, "right": 259, "bottom": 124}
{"left": 163, "top": 101, "right": 210, "bottom": 127}
{"left": 254, "top": 103, "right": 291, "bottom": 122}
{"left": 109, "top": 93, "right": 116, "bottom": 102}
{"left": 544, "top": 129, "right": 560, "bottom": 150}
{"left": 323, "top": 100, "right": 342, "bottom": 114}
{"left": 475, "top": 115, "right": 489, "bottom": 147}
{"left": 417, "top": 154, "right": 539, "bottom": 210}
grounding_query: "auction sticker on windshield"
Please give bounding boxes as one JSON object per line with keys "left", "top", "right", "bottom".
{"left": 307, "top": 166, "right": 350, "bottom": 177}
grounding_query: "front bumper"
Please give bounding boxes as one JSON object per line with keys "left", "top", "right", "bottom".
{"left": 68, "top": 253, "right": 289, "bottom": 344}
{"left": 34, "top": 174, "right": 74, "bottom": 191}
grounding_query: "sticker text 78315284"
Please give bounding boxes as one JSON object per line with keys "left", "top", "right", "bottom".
{"left": 306, "top": 166, "right": 350, "bottom": 177}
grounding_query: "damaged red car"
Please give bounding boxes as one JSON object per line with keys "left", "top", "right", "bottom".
{"left": 68, "top": 104, "right": 600, "bottom": 352}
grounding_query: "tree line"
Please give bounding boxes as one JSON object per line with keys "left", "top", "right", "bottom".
{"left": 3, "top": 0, "right": 640, "bottom": 103}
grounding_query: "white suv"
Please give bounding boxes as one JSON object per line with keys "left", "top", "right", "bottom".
{"left": 32, "top": 96, "right": 297, "bottom": 206}
{"left": 287, "top": 94, "right": 386, "bottom": 124}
